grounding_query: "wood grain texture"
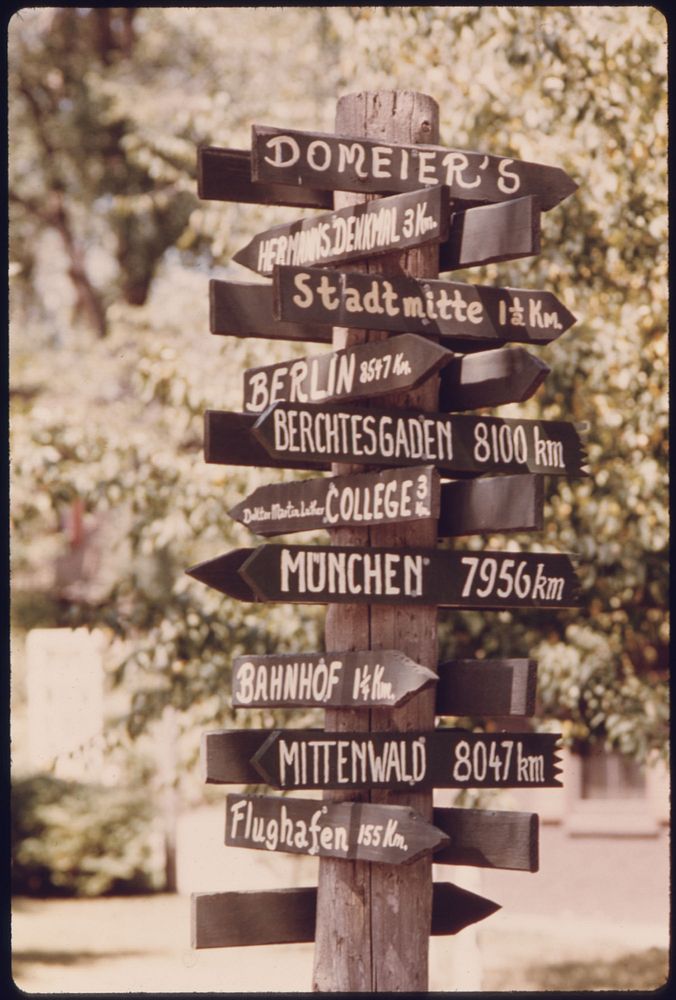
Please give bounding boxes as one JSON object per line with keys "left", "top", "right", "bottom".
{"left": 192, "top": 881, "right": 500, "bottom": 949}
{"left": 433, "top": 807, "right": 539, "bottom": 871}
{"left": 313, "top": 89, "right": 440, "bottom": 995}
{"left": 198, "top": 146, "right": 332, "bottom": 208}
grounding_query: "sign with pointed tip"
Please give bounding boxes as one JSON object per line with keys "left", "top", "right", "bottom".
{"left": 440, "top": 196, "right": 540, "bottom": 271}
{"left": 210, "top": 279, "right": 332, "bottom": 344}
{"left": 273, "top": 265, "right": 577, "bottom": 347}
{"left": 198, "top": 146, "right": 333, "bottom": 208}
{"left": 436, "top": 658, "right": 537, "bottom": 718}
{"left": 251, "top": 124, "right": 578, "bottom": 211}
{"left": 192, "top": 881, "right": 500, "bottom": 949}
{"left": 232, "top": 648, "right": 437, "bottom": 708}
{"left": 188, "top": 543, "right": 581, "bottom": 609}
{"left": 242, "top": 334, "right": 452, "bottom": 414}
{"left": 233, "top": 185, "right": 450, "bottom": 277}
{"left": 229, "top": 470, "right": 543, "bottom": 539}
{"left": 229, "top": 465, "right": 440, "bottom": 537}
{"left": 200, "top": 727, "right": 562, "bottom": 790}
{"left": 440, "top": 347, "right": 550, "bottom": 410}
{"left": 251, "top": 402, "right": 589, "bottom": 477}
{"left": 225, "top": 794, "right": 449, "bottom": 864}
{"left": 433, "top": 807, "right": 539, "bottom": 872}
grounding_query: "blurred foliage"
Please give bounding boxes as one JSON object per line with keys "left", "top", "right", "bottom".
{"left": 11, "top": 774, "right": 164, "bottom": 897}
{"left": 9, "top": 6, "right": 668, "bottom": 783}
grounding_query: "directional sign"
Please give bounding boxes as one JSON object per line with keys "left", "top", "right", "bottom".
{"left": 192, "top": 881, "right": 500, "bottom": 949}
{"left": 242, "top": 334, "right": 451, "bottom": 413}
{"left": 440, "top": 195, "right": 540, "bottom": 271}
{"left": 200, "top": 727, "right": 562, "bottom": 789}
{"left": 230, "top": 469, "right": 542, "bottom": 539}
{"left": 229, "top": 466, "right": 440, "bottom": 536}
{"left": 187, "top": 544, "right": 580, "bottom": 609}
{"left": 232, "top": 648, "right": 437, "bottom": 708}
{"left": 233, "top": 185, "right": 450, "bottom": 277}
{"left": 436, "top": 658, "right": 537, "bottom": 718}
{"left": 251, "top": 402, "right": 589, "bottom": 477}
{"left": 273, "top": 265, "right": 577, "bottom": 347}
{"left": 243, "top": 339, "right": 547, "bottom": 415}
{"left": 210, "top": 279, "right": 332, "bottom": 345}
{"left": 225, "top": 794, "right": 449, "bottom": 864}
{"left": 439, "top": 347, "right": 549, "bottom": 410}
{"left": 198, "top": 146, "right": 332, "bottom": 208}
{"left": 433, "top": 807, "right": 538, "bottom": 872}
{"left": 438, "top": 473, "right": 544, "bottom": 537}
{"left": 251, "top": 124, "right": 578, "bottom": 211}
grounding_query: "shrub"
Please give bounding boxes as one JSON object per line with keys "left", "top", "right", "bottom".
{"left": 11, "top": 773, "right": 164, "bottom": 897}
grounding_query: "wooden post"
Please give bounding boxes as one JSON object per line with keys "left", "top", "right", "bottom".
{"left": 312, "top": 91, "right": 440, "bottom": 993}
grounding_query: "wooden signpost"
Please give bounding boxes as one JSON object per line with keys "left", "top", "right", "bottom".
{"left": 229, "top": 470, "right": 543, "bottom": 538}
{"left": 232, "top": 648, "right": 437, "bottom": 708}
{"left": 200, "top": 727, "right": 562, "bottom": 790}
{"left": 192, "top": 881, "right": 501, "bottom": 949}
{"left": 190, "top": 89, "right": 583, "bottom": 991}
{"left": 233, "top": 185, "right": 450, "bottom": 278}
{"left": 187, "top": 543, "right": 580, "bottom": 609}
{"left": 204, "top": 405, "right": 588, "bottom": 477}
{"left": 251, "top": 124, "right": 578, "bottom": 210}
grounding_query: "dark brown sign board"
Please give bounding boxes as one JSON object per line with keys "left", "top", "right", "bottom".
{"left": 243, "top": 338, "right": 548, "bottom": 415}
{"left": 433, "top": 807, "right": 539, "bottom": 872}
{"left": 204, "top": 408, "right": 589, "bottom": 478}
{"left": 210, "top": 278, "right": 332, "bottom": 345}
{"left": 436, "top": 658, "right": 537, "bottom": 718}
{"left": 252, "top": 402, "right": 589, "bottom": 477}
{"left": 232, "top": 648, "right": 437, "bottom": 708}
{"left": 273, "top": 265, "right": 577, "bottom": 347}
{"left": 242, "top": 334, "right": 451, "bottom": 413}
{"left": 439, "top": 196, "right": 540, "bottom": 272}
{"left": 223, "top": 794, "right": 537, "bottom": 872}
{"left": 197, "top": 146, "right": 332, "bottom": 208}
{"left": 230, "top": 470, "right": 543, "bottom": 539}
{"left": 192, "top": 881, "right": 500, "bottom": 949}
{"left": 187, "top": 543, "right": 580, "bottom": 609}
{"left": 233, "top": 185, "right": 450, "bottom": 277}
{"left": 438, "top": 473, "right": 544, "bottom": 537}
{"left": 200, "top": 727, "right": 562, "bottom": 789}
{"left": 229, "top": 465, "right": 441, "bottom": 536}
{"left": 251, "top": 124, "right": 578, "bottom": 211}
{"left": 225, "top": 794, "right": 449, "bottom": 864}
{"left": 439, "top": 347, "right": 549, "bottom": 410}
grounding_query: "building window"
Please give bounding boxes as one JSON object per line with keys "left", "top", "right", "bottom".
{"left": 580, "top": 744, "right": 646, "bottom": 800}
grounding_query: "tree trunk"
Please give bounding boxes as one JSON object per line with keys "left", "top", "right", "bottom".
{"left": 312, "top": 90, "right": 440, "bottom": 994}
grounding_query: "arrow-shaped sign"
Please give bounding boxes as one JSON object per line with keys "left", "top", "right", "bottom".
{"left": 210, "top": 278, "right": 333, "bottom": 345}
{"left": 436, "top": 658, "right": 537, "bottom": 718}
{"left": 225, "top": 794, "right": 449, "bottom": 864}
{"left": 233, "top": 185, "right": 450, "bottom": 277}
{"left": 204, "top": 408, "right": 589, "bottom": 478}
{"left": 273, "top": 265, "right": 577, "bottom": 348}
{"left": 229, "top": 469, "right": 543, "bottom": 538}
{"left": 187, "top": 544, "right": 580, "bottom": 609}
{"left": 198, "top": 145, "right": 333, "bottom": 208}
{"left": 433, "top": 807, "right": 538, "bottom": 872}
{"left": 243, "top": 340, "right": 548, "bottom": 415}
{"left": 192, "top": 881, "right": 500, "bottom": 949}
{"left": 251, "top": 124, "right": 578, "bottom": 211}
{"left": 251, "top": 402, "right": 589, "bottom": 477}
{"left": 200, "top": 727, "right": 562, "bottom": 789}
{"left": 225, "top": 796, "right": 538, "bottom": 870}
{"left": 232, "top": 647, "right": 437, "bottom": 708}
{"left": 439, "top": 196, "right": 540, "bottom": 271}
{"left": 229, "top": 465, "right": 441, "bottom": 536}
{"left": 242, "top": 334, "right": 451, "bottom": 414}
